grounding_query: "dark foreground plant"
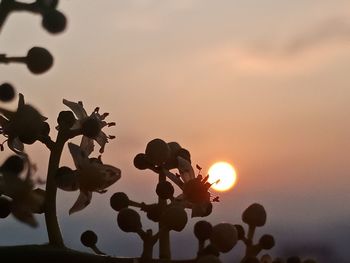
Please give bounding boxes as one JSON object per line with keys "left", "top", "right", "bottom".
{"left": 0, "top": 1, "right": 319, "bottom": 263}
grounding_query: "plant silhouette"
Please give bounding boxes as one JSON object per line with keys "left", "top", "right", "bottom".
{"left": 0, "top": 1, "right": 319, "bottom": 263}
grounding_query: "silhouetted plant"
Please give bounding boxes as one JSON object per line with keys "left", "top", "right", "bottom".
{"left": 0, "top": 2, "right": 320, "bottom": 263}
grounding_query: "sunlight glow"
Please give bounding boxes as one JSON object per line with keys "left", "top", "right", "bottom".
{"left": 207, "top": 162, "right": 237, "bottom": 192}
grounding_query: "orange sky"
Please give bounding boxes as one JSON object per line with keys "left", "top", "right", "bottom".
{"left": 0, "top": 0, "right": 350, "bottom": 261}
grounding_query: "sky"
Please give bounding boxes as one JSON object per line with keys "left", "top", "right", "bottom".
{"left": 0, "top": 1, "right": 350, "bottom": 262}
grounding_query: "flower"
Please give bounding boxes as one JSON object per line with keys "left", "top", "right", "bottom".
{"left": 67, "top": 141, "right": 121, "bottom": 214}
{"left": 163, "top": 156, "right": 216, "bottom": 217}
{"left": 0, "top": 94, "right": 48, "bottom": 155}
{"left": 0, "top": 155, "right": 44, "bottom": 227}
{"left": 62, "top": 99, "right": 115, "bottom": 153}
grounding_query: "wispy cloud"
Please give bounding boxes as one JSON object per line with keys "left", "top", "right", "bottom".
{"left": 284, "top": 17, "right": 350, "bottom": 55}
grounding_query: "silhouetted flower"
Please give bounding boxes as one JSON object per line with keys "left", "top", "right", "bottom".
{"left": 0, "top": 94, "right": 48, "bottom": 155}
{"left": 0, "top": 155, "right": 44, "bottom": 227}
{"left": 164, "top": 157, "right": 214, "bottom": 217}
{"left": 67, "top": 141, "right": 121, "bottom": 214}
{"left": 62, "top": 99, "right": 115, "bottom": 153}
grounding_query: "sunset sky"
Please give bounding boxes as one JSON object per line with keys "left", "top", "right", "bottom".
{"left": 0, "top": 1, "right": 350, "bottom": 262}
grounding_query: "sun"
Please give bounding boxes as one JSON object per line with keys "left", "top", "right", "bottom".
{"left": 207, "top": 162, "right": 237, "bottom": 192}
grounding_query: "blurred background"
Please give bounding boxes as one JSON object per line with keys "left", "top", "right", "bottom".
{"left": 0, "top": 1, "right": 349, "bottom": 262}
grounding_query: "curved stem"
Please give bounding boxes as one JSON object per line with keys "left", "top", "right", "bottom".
{"left": 44, "top": 130, "right": 67, "bottom": 247}
{"left": 158, "top": 171, "right": 171, "bottom": 260}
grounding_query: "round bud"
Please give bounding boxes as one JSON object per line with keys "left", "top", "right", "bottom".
{"left": 80, "top": 230, "right": 98, "bottom": 247}
{"left": 41, "top": 122, "right": 50, "bottom": 136}
{"left": 197, "top": 255, "right": 222, "bottom": 263}
{"left": 0, "top": 83, "right": 15, "bottom": 102}
{"left": 156, "top": 181, "right": 174, "bottom": 200}
{"left": 133, "top": 153, "right": 150, "bottom": 170}
{"left": 55, "top": 166, "right": 78, "bottom": 191}
{"left": 57, "top": 111, "right": 75, "bottom": 129}
{"left": 145, "top": 139, "right": 170, "bottom": 166}
{"left": 259, "top": 234, "right": 275, "bottom": 250}
{"left": 287, "top": 257, "right": 301, "bottom": 263}
{"left": 81, "top": 117, "right": 100, "bottom": 138}
{"left": 0, "top": 197, "right": 11, "bottom": 218}
{"left": 1, "top": 155, "right": 24, "bottom": 175}
{"left": 210, "top": 223, "right": 238, "bottom": 253}
{"left": 117, "top": 208, "right": 142, "bottom": 233}
{"left": 145, "top": 204, "right": 162, "bottom": 222}
{"left": 26, "top": 47, "right": 53, "bottom": 74}
{"left": 110, "top": 192, "right": 129, "bottom": 212}
{"left": 194, "top": 220, "right": 212, "bottom": 241}
{"left": 42, "top": 9, "right": 67, "bottom": 34}
{"left": 18, "top": 133, "right": 37, "bottom": 144}
{"left": 165, "top": 142, "right": 182, "bottom": 169}
{"left": 176, "top": 148, "right": 191, "bottom": 163}
{"left": 160, "top": 205, "right": 188, "bottom": 232}
{"left": 233, "top": 224, "right": 245, "bottom": 240}
{"left": 242, "top": 203, "right": 267, "bottom": 227}
{"left": 242, "top": 256, "right": 260, "bottom": 263}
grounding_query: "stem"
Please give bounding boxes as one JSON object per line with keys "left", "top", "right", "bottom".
{"left": 44, "top": 130, "right": 67, "bottom": 247}
{"left": 158, "top": 172, "right": 171, "bottom": 260}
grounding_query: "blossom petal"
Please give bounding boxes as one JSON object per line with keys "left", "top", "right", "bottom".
{"left": 95, "top": 131, "right": 108, "bottom": 153}
{"left": 177, "top": 156, "right": 195, "bottom": 182}
{"left": 63, "top": 99, "right": 88, "bottom": 120}
{"left": 191, "top": 202, "right": 212, "bottom": 218}
{"left": 80, "top": 136, "right": 95, "bottom": 156}
{"left": 69, "top": 190, "right": 92, "bottom": 214}
{"left": 162, "top": 169, "right": 184, "bottom": 188}
{"left": 8, "top": 137, "right": 25, "bottom": 156}
{"left": 68, "top": 143, "right": 88, "bottom": 170}
{"left": 11, "top": 202, "right": 38, "bottom": 227}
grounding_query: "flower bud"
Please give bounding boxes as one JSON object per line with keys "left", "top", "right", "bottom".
{"left": 145, "top": 204, "right": 162, "bottom": 222}
{"left": 0, "top": 197, "right": 11, "bottom": 218}
{"left": 210, "top": 223, "right": 237, "bottom": 253}
{"left": 57, "top": 111, "right": 76, "bottom": 129}
{"left": 42, "top": 10, "right": 67, "bottom": 34}
{"left": 156, "top": 181, "right": 174, "bottom": 200}
{"left": 110, "top": 192, "right": 129, "bottom": 212}
{"left": 176, "top": 148, "right": 191, "bottom": 163}
{"left": 160, "top": 204, "right": 187, "bottom": 232}
{"left": 55, "top": 166, "right": 79, "bottom": 191}
{"left": 194, "top": 220, "right": 212, "bottom": 241}
{"left": 233, "top": 224, "right": 245, "bottom": 240}
{"left": 80, "top": 230, "right": 98, "bottom": 247}
{"left": 0, "top": 83, "right": 15, "bottom": 102}
{"left": 145, "top": 139, "right": 170, "bottom": 166}
{"left": 26, "top": 47, "right": 53, "bottom": 74}
{"left": 200, "top": 244, "right": 220, "bottom": 257}
{"left": 242, "top": 203, "right": 267, "bottom": 227}
{"left": 259, "top": 234, "right": 275, "bottom": 250}
{"left": 133, "top": 153, "right": 150, "bottom": 170}
{"left": 117, "top": 208, "right": 142, "bottom": 233}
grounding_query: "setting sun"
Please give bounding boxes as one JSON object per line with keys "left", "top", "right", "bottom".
{"left": 207, "top": 162, "right": 237, "bottom": 192}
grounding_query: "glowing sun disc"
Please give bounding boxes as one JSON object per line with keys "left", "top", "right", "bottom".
{"left": 207, "top": 162, "right": 237, "bottom": 191}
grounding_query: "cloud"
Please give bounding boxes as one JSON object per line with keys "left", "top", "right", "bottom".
{"left": 284, "top": 17, "right": 350, "bottom": 55}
